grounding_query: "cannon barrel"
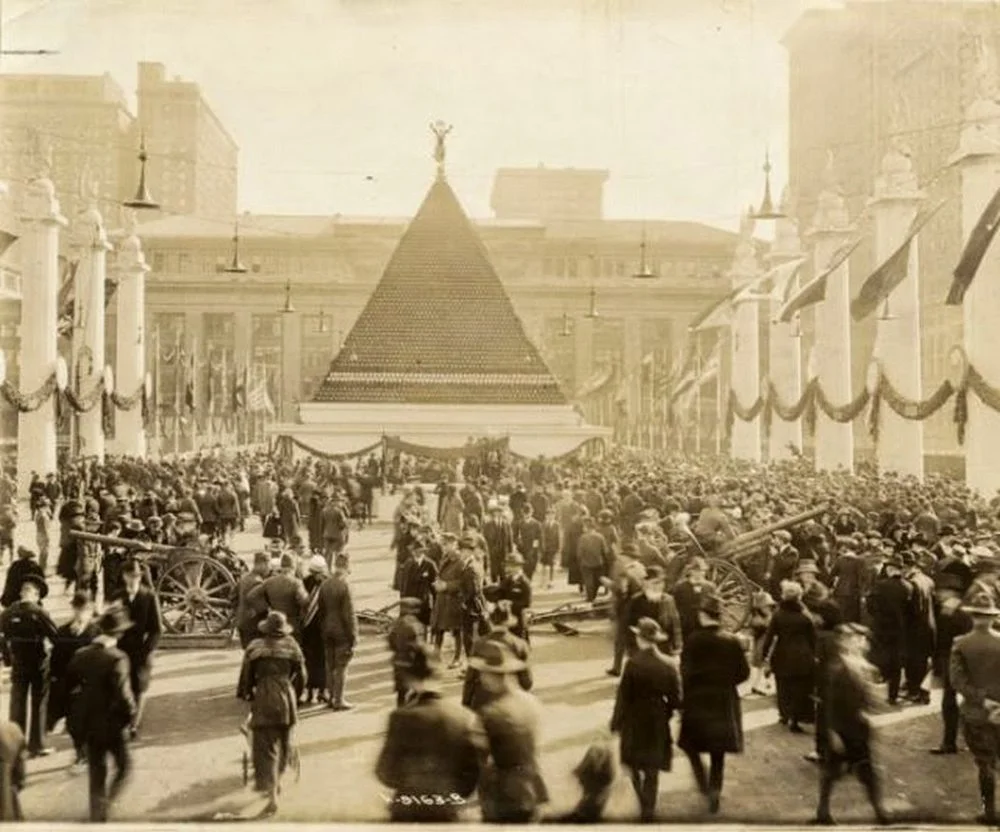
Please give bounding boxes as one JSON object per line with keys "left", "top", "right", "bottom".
{"left": 719, "top": 504, "right": 829, "bottom": 557}
{"left": 69, "top": 530, "right": 179, "bottom": 554}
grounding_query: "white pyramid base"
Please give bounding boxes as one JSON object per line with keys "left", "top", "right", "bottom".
{"left": 270, "top": 402, "right": 612, "bottom": 459}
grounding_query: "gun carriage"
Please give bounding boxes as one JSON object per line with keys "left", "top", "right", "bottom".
{"left": 70, "top": 530, "right": 248, "bottom": 635}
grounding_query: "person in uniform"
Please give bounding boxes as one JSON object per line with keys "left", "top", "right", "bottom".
{"left": 387, "top": 598, "right": 426, "bottom": 706}
{"left": 111, "top": 560, "right": 162, "bottom": 738}
{"left": 815, "top": 623, "right": 889, "bottom": 825}
{"left": 375, "top": 643, "right": 484, "bottom": 823}
{"left": 462, "top": 601, "right": 532, "bottom": 711}
{"left": 0, "top": 573, "right": 58, "bottom": 757}
{"left": 609, "top": 617, "right": 681, "bottom": 822}
{"left": 237, "top": 610, "right": 305, "bottom": 818}
{"left": 469, "top": 640, "right": 548, "bottom": 823}
{"left": 950, "top": 589, "right": 1000, "bottom": 825}
{"left": 47, "top": 591, "right": 98, "bottom": 768}
{"left": 486, "top": 553, "right": 533, "bottom": 643}
{"left": 66, "top": 605, "right": 136, "bottom": 822}
{"left": 0, "top": 547, "right": 47, "bottom": 608}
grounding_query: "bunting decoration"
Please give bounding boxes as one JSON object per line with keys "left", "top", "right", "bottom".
{"left": 947, "top": 183, "right": 1000, "bottom": 305}
{"left": 851, "top": 198, "right": 948, "bottom": 321}
{"left": 776, "top": 239, "right": 861, "bottom": 324}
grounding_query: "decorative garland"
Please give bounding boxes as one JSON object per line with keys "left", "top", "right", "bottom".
{"left": 0, "top": 375, "right": 57, "bottom": 413}
{"left": 64, "top": 378, "right": 105, "bottom": 414}
{"left": 814, "top": 385, "right": 871, "bottom": 424}
{"left": 286, "top": 435, "right": 383, "bottom": 462}
{"left": 110, "top": 383, "right": 145, "bottom": 412}
{"left": 867, "top": 385, "right": 880, "bottom": 445}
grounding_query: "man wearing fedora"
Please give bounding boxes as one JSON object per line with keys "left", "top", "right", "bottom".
{"left": 65, "top": 605, "right": 136, "bottom": 822}
{"left": 376, "top": 643, "right": 484, "bottom": 823}
{"left": 462, "top": 601, "right": 532, "bottom": 711}
{"left": 0, "top": 571, "right": 58, "bottom": 757}
{"left": 482, "top": 501, "right": 513, "bottom": 585}
{"left": 678, "top": 592, "right": 750, "bottom": 815}
{"left": 317, "top": 552, "right": 358, "bottom": 711}
{"left": 387, "top": 598, "right": 426, "bottom": 706}
{"left": 929, "top": 571, "right": 973, "bottom": 755}
{"left": 815, "top": 623, "right": 888, "bottom": 825}
{"left": 397, "top": 541, "right": 438, "bottom": 631}
{"left": 111, "top": 559, "right": 162, "bottom": 738}
{"left": 48, "top": 591, "right": 98, "bottom": 769}
{"left": 950, "top": 589, "right": 1000, "bottom": 825}
{"left": 902, "top": 549, "right": 936, "bottom": 705}
{"left": 865, "top": 552, "right": 912, "bottom": 705}
{"left": 469, "top": 640, "right": 548, "bottom": 823}
{"left": 238, "top": 610, "right": 305, "bottom": 817}
{"left": 610, "top": 617, "right": 681, "bottom": 822}
{"left": 830, "top": 536, "right": 865, "bottom": 624}
{"left": 620, "top": 565, "right": 683, "bottom": 660}
{"left": 576, "top": 517, "right": 612, "bottom": 604}
{"left": 247, "top": 553, "right": 309, "bottom": 641}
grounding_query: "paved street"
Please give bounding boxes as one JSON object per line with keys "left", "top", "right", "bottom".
{"left": 0, "top": 510, "right": 987, "bottom": 824}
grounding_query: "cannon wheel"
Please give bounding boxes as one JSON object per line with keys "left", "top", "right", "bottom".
{"left": 705, "top": 558, "right": 753, "bottom": 632}
{"left": 156, "top": 555, "right": 237, "bottom": 635}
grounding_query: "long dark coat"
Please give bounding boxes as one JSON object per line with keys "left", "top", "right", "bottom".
{"left": 47, "top": 620, "right": 99, "bottom": 732}
{"left": 761, "top": 600, "right": 817, "bottom": 678}
{"left": 300, "top": 574, "right": 326, "bottom": 691}
{"left": 610, "top": 646, "right": 681, "bottom": 771}
{"left": 678, "top": 626, "right": 750, "bottom": 754}
{"left": 0, "top": 722, "right": 24, "bottom": 821}
{"left": 237, "top": 635, "right": 305, "bottom": 728}
{"left": 430, "top": 553, "right": 466, "bottom": 633}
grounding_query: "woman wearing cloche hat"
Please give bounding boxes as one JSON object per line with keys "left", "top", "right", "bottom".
{"left": 299, "top": 556, "right": 329, "bottom": 706}
{"left": 237, "top": 610, "right": 305, "bottom": 817}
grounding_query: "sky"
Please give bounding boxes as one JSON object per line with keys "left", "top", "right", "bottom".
{"left": 0, "top": 0, "right": 839, "bottom": 230}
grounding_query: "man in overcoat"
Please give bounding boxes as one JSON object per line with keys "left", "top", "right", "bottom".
{"left": 397, "top": 543, "right": 438, "bottom": 630}
{"left": 111, "top": 559, "right": 162, "bottom": 737}
{"left": 929, "top": 572, "right": 973, "bottom": 755}
{"left": 375, "top": 643, "right": 484, "bottom": 822}
{"left": 47, "top": 591, "right": 98, "bottom": 767}
{"left": 317, "top": 552, "right": 358, "bottom": 711}
{"left": 462, "top": 601, "right": 532, "bottom": 711}
{"left": 678, "top": 592, "right": 749, "bottom": 815}
{"left": 902, "top": 550, "right": 936, "bottom": 704}
{"left": 247, "top": 553, "right": 308, "bottom": 640}
{"left": 66, "top": 605, "right": 136, "bottom": 822}
{"left": 865, "top": 554, "right": 911, "bottom": 705}
{"left": 482, "top": 501, "right": 513, "bottom": 584}
{"left": 387, "top": 598, "right": 426, "bottom": 706}
{"left": 231, "top": 552, "right": 271, "bottom": 649}
{"left": 609, "top": 617, "right": 681, "bottom": 822}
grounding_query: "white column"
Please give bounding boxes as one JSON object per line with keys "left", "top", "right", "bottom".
{"left": 74, "top": 200, "right": 112, "bottom": 462}
{"left": 768, "top": 188, "right": 804, "bottom": 461}
{"left": 16, "top": 178, "right": 67, "bottom": 496}
{"left": 869, "top": 144, "right": 925, "bottom": 479}
{"left": 623, "top": 317, "right": 641, "bottom": 446}
{"left": 806, "top": 160, "right": 855, "bottom": 473}
{"left": 109, "top": 212, "right": 150, "bottom": 457}
{"left": 729, "top": 211, "right": 761, "bottom": 462}
{"left": 951, "top": 58, "right": 1000, "bottom": 497}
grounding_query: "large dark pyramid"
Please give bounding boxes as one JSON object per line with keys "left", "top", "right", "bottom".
{"left": 312, "top": 177, "right": 568, "bottom": 406}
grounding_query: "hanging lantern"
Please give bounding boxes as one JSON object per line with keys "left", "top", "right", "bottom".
{"left": 280, "top": 279, "right": 295, "bottom": 314}
{"left": 633, "top": 228, "right": 656, "bottom": 279}
{"left": 223, "top": 219, "right": 248, "bottom": 274}
{"left": 584, "top": 286, "right": 600, "bottom": 319}
{"left": 751, "top": 148, "right": 785, "bottom": 221}
{"left": 123, "top": 133, "right": 160, "bottom": 211}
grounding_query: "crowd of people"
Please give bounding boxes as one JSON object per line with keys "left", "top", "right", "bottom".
{"left": 0, "top": 447, "right": 999, "bottom": 823}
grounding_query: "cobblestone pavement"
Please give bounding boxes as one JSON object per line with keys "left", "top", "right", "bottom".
{"left": 1, "top": 508, "right": 987, "bottom": 824}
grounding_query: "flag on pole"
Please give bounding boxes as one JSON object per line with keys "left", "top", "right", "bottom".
{"left": 766, "top": 257, "right": 809, "bottom": 304}
{"left": 0, "top": 230, "right": 18, "bottom": 259}
{"left": 776, "top": 239, "right": 861, "bottom": 324}
{"left": 184, "top": 353, "right": 196, "bottom": 412}
{"left": 851, "top": 198, "right": 948, "bottom": 321}
{"left": 947, "top": 184, "right": 1000, "bottom": 305}
{"left": 690, "top": 288, "right": 740, "bottom": 333}
{"left": 233, "top": 362, "right": 248, "bottom": 411}
{"left": 56, "top": 258, "right": 79, "bottom": 339}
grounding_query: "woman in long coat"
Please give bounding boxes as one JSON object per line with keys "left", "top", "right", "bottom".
{"left": 299, "top": 556, "right": 328, "bottom": 704}
{"left": 678, "top": 593, "right": 750, "bottom": 815}
{"left": 761, "top": 580, "right": 817, "bottom": 732}
{"left": 610, "top": 618, "right": 681, "bottom": 822}
{"left": 237, "top": 611, "right": 305, "bottom": 817}
{"left": 439, "top": 485, "right": 465, "bottom": 536}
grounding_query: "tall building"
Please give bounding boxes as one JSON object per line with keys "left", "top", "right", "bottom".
{"left": 783, "top": 0, "right": 1000, "bottom": 460}
{"left": 135, "top": 62, "right": 238, "bottom": 221}
{"left": 0, "top": 71, "right": 134, "bottom": 224}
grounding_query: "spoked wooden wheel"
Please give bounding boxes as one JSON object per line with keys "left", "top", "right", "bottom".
{"left": 704, "top": 558, "right": 753, "bottom": 632}
{"left": 156, "top": 556, "right": 236, "bottom": 635}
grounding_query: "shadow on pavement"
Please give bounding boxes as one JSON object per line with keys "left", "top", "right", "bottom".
{"left": 141, "top": 683, "right": 244, "bottom": 747}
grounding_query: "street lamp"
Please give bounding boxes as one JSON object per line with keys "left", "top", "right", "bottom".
{"left": 750, "top": 148, "right": 786, "bottom": 221}
{"left": 223, "top": 219, "right": 247, "bottom": 274}
{"left": 123, "top": 133, "right": 160, "bottom": 211}
{"left": 633, "top": 228, "right": 656, "bottom": 279}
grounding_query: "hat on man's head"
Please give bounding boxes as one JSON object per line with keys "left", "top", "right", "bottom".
{"left": 146, "top": 515, "right": 163, "bottom": 527}
{"left": 121, "top": 559, "right": 144, "bottom": 578}
{"left": 489, "top": 600, "right": 518, "bottom": 629}
{"left": 936, "top": 572, "right": 966, "bottom": 593}
{"left": 279, "top": 553, "right": 296, "bottom": 570}
{"left": 125, "top": 519, "right": 144, "bottom": 534}
{"left": 620, "top": 540, "right": 639, "bottom": 559}
{"left": 962, "top": 590, "right": 1000, "bottom": 617}
{"left": 699, "top": 592, "right": 724, "bottom": 622}
{"left": 15, "top": 546, "right": 35, "bottom": 561}
{"left": 835, "top": 622, "right": 871, "bottom": 639}
{"left": 308, "top": 554, "right": 328, "bottom": 575}
{"left": 96, "top": 604, "right": 132, "bottom": 636}
{"left": 459, "top": 533, "right": 479, "bottom": 550}
{"left": 259, "top": 610, "right": 294, "bottom": 637}
{"left": 334, "top": 552, "right": 351, "bottom": 570}
{"left": 394, "top": 642, "right": 441, "bottom": 681}
{"left": 467, "top": 640, "right": 527, "bottom": 675}
{"left": 253, "top": 550, "right": 271, "bottom": 566}
{"left": 629, "top": 616, "right": 668, "bottom": 644}
{"left": 18, "top": 573, "right": 47, "bottom": 596}
{"left": 795, "top": 559, "right": 819, "bottom": 576}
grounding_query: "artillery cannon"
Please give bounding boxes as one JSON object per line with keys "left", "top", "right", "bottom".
{"left": 70, "top": 530, "right": 248, "bottom": 636}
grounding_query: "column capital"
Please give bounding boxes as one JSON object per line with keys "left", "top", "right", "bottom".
{"left": 869, "top": 141, "right": 925, "bottom": 206}
{"left": 18, "top": 178, "right": 67, "bottom": 227}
